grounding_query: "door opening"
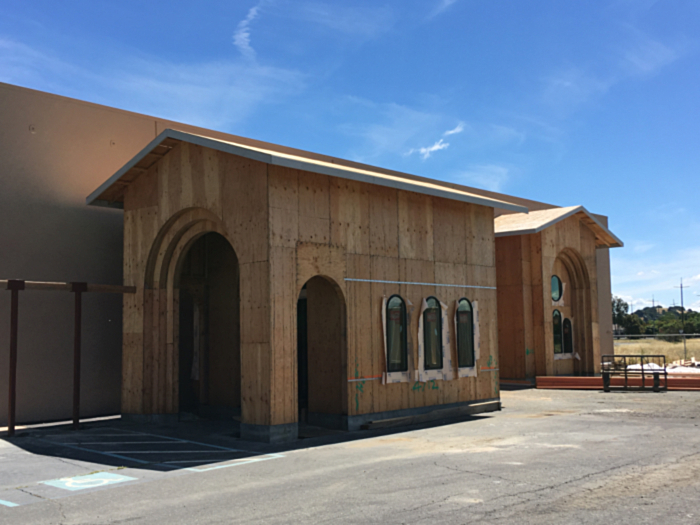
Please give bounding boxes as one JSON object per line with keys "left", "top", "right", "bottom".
{"left": 178, "top": 233, "right": 240, "bottom": 419}
{"left": 297, "top": 276, "right": 347, "bottom": 433}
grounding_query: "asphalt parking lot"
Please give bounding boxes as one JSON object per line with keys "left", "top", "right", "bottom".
{"left": 1, "top": 388, "right": 699, "bottom": 524}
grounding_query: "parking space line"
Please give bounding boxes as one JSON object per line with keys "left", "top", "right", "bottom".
{"left": 37, "top": 427, "right": 285, "bottom": 473}
{"left": 0, "top": 499, "right": 19, "bottom": 508}
{"left": 61, "top": 441, "right": 177, "bottom": 445}
{"left": 104, "top": 450, "right": 238, "bottom": 454}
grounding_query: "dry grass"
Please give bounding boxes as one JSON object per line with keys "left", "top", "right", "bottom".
{"left": 614, "top": 337, "right": 700, "bottom": 364}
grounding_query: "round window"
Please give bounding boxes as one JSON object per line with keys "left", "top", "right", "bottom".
{"left": 551, "top": 275, "right": 562, "bottom": 301}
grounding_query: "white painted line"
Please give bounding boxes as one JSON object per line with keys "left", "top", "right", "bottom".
{"left": 104, "top": 450, "right": 237, "bottom": 454}
{"left": 61, "top": 441, "right": 177, "bottom": 445}
{"left": 0, "top": 499, "right": 19, "bottom": 508}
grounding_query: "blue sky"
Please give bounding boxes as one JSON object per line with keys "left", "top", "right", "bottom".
{"left": 2, "top": 0, "right": 699, "bottom": 311}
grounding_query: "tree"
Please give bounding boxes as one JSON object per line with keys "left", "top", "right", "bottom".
{"left": 612, "top": 296, "right": 629, "bottom": 326}
{"left": 622, "top": 314, "right": 644, "bottom": 335}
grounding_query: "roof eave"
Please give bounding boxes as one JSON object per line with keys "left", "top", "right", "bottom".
{"left": 87, "top": 129, "right": 529, "bottom": 214}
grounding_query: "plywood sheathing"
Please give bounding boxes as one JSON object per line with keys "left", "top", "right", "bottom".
{"left": 494, "top": 205, "right": 623, "bottom": 248}
{"left": 121, "top": 140, "right": 501, "bottom": 428}
{"left": 496, "top": 212, "right": 602, "bottom": 379}
{"left": 89, "top": 130, "right": 527, "bottom": 214}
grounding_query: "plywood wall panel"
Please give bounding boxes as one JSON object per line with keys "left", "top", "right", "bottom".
{"left": 240, "top": 261, "right": 270, "bottom": 344}
{"left": 369, "top": 186, "right": 399, "bottom": 258}
{"left": 220, "top": 155, "right": 268, "bottom": 264}
{"left": 330, "top": 179, "right": 370, "bottom": 254}
{"left": 371, "top": 256, "right": 401, "bottom": 414}
{"left": 433, "top": 198, "right": 467, "bottom": 264}
{"left": 468, "top": 205, "right": 495, "bottom": 267}
{"left": 398, "top": 191, "right": 434, "bottom": 261}
{"left": 346, "top": 254, "right": 372, "bottom": 416}
{"left": 269, "top": 246, "right": 297, "bottom": 425}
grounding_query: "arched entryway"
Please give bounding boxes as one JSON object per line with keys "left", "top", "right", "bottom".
{"left": 297, "top": 276, "right": 347, "bottom": 431}
{"left": 552, "top": 248, "right": 594, "bottom": 376}
{"left": 176, "top": 232, "right": 240, "bottom": 418}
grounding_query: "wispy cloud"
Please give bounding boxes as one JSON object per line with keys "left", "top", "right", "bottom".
{"left": 407, "top": 138, "right": 450, "bottom": 160}
{"left": 541, "top": 67, "right": 612, "bottom": 114}
{"left": 456, "top": 164, "right": 511, "bottom": 192}
{"left": 289, "top": 2, "right": 395, "bottom": 38}
{"left": 443, "top": 122, "right": 464, "bottom": 136}
{"left": 541, "top": 29, "right": 683, "bottom": 116}
{"left": 621, "top": 29, "right": 681, "bottom": 75}
{"left": 430, "top": 0, "right": 459, "bottom": 18}
{"left": 340, "top": 100, "right": 445, "bottom": 161}
{"left": 0, "top": 37, "right": 305, "bottom": 130}
{"left": 233, "top": 2, "right": 265, "bottom": 60}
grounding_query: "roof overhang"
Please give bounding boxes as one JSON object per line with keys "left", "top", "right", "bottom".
{"left": 86, "top": 129, "right": 529, "bottom": 213}
{"left": 494, "top": 205, "right": 623, "bottom": 248}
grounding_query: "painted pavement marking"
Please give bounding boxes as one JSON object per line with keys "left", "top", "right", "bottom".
{"left": 42, "top": 472, "right": 137, "bottom": 492}
{"left": 40, "top": 428, "right": 285, "bottom": 472}
{"left": 0, "top": 499, "right": 19, "bottom": 508}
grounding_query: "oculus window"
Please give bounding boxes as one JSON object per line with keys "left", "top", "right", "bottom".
{"left": 423, "top": 297, "right": 443, "bottom": 370}
{"left": 386, "top": 295, "right": 408, "bottom": 372}
{"left": 551, "top": 275, "right": 563, "bottom": 301}
{"left": 553, "top": 310, "right": 563, "bottom": 354}
{"left": 456, "top": 298, "right": 475, "bottom": 368}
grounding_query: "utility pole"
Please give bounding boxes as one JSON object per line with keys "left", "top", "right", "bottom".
{"left": 674, "top": 278, "right": 690, "bottom": 361}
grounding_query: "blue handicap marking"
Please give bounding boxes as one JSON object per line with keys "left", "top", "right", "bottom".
{"left": 0, "top": 499, "right": 19, "bottom": 507}
{"left": 43, "top": 472, "right": 137, "bottom": 491}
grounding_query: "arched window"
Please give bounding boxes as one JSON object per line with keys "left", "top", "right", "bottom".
{"left": 386, "top": 295, "right": 408, "bottom": 372}
{"left": 456, "top": 298, "right": 475, "bottom": 368}
{"left": 563, "top": 318, "right": 573, "bottom": 354}
{"left": 553, "top": 310, "right": 563, "bottom": 354}
{"left": 424, "top": 297, "right": 443, "bottom": 370}
{"left": 551, "top": 275, "right": 562, "bottom": 301}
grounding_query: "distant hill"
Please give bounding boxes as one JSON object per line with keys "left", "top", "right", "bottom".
{"left": 633, "top": 305, "right": 695, "bottom": 322}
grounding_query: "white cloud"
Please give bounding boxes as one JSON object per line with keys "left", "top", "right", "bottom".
{"left": 621, "top": 29, "right": 680, "bottom": 75}
{"left": 233, "top": 2, "right": 265, "bottom": 61}
{"left": 430, "top": 0, "right": 459, "bottom": 18}
{"left": 611, "top": 247, "right": 700, "bottom": 311}
{"left": 541, "top": 67, "right": 612, "bottom": 113}
{"left": 456, "top": 164, "right": 511, "bottom": 192}
{"left": 289, "top": 2, "right": 395, "bottom": 38}
{"left": 407, "top": 138, "right": 450, "bottom": 160}
{"left": 0, "top": 37, "right": 305, "bottom": 130}
{"left": 443, "top": 122, "right": 465, "bottom": 136}
{"left": 341, "top": 100, "right": 445, "bottom": 161}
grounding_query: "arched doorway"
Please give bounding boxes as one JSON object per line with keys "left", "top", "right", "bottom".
{"left": 297, "top": 276, "right": 347, "bottom": 431}
{"left": 177, "top": 232, "right": 240, "bottom": 419}
{"left": 553, "top": 248, "right": 594, "bottom": 376}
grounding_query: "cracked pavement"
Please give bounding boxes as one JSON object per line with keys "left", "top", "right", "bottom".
{"left": 2, "top": 388, "right": 699, "bottom": 524}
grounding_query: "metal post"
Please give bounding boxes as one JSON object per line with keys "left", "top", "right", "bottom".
{"left": 7, "top": 280, "right": 25, "bottom": 437}
{"left": 675, "top": 278, "right": 690, "bottom": 362}
{"left": 71, "top": 282, "right": 87, "bottom": 431}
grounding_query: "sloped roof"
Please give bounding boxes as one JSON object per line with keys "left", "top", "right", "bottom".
{"left": 494, "top": 205, "right": 623, "bottom": 247}
{"left": 87, "top": 129, "right": 529, "bottom": 213}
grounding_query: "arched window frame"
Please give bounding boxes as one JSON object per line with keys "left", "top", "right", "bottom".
{"left": 455, "top": 298, "right": 475, "bottom": 368}
{"left": 553, "top": 309, "right": 563, "bottom": 354}
{"left": 423, "top": 296, "right": 443, "bottom": 371}
{"left": 385, "top": 294, "right": 408, "bottom": 373}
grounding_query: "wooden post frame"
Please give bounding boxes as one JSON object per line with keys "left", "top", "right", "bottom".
{"left": 6, "top": 279, "right": 25, "bottom": 438}
{"left": 71, "top": 282, "right": 88, "bottom": 430}
{"left": 1, "top": 279, "right": 135, "bottom": 435}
